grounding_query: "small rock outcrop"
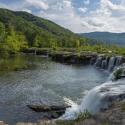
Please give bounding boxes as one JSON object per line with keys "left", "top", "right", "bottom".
{"left": 50, "top": 52, "right": 97, "bottom": 64}
{"left": 27, "top": 104, "right": 71, "bottom": 119}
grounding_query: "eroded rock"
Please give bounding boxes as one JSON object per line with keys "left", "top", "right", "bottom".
{"left": 27, "top": 104, "right": 71, "bottom": 119}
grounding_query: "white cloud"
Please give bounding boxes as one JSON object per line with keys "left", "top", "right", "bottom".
{"left": 63, "top": 0, "right": 72, "bottom": 7}
{"left": 83, "top": 0, "right": 90, "bottom": 5}
{"left": 78, "top": 0, "right": 125, "bottom": 33}
{"left": 78, "top": 7, "right": 87, "bottom": 13}
{"left": 1, "top": 0, "right": 125, "bottom": 33}
{"left": 22, "top": 8, "right": 32, "bottom": 13}
{"left": 25, "top": 0, "right": 49, "bottom": 10}
{"left": 100, "top": 0, "right": 125, "bottom": 12}
{"left": 36, "top": 0, "right": 125, "bottom": 33}
{"left": 36, "top": 0, "right": 85, "bottom": 32}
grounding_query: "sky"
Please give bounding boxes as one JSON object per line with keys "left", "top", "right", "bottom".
{"left": 0, "top": 0, "right": 125, "bottom": 33}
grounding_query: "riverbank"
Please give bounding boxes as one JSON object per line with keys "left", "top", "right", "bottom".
{"left": 23, "top": 48, "right": 125, "bottom": 71}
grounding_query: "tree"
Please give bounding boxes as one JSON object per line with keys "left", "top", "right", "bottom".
{"left": 0, "top": 22, "right": 6, "bottom": 42}
{"left": 4, "top": 27, "right": 28, "bottom": 53}
{"left": 33, "top": 35, "right": 42, "bottom": 47}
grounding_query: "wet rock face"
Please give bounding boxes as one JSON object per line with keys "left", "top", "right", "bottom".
{"left": 95, "top": 101, "right": 125, "bottom": 125}
{"left": 50, "top": 52, "right": 98, "bottom": 65}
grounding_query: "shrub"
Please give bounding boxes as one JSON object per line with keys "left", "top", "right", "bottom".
{"left": 113, "top": 68, "right": 123, "bottom": 80}
{"left": 75, "top": 110, "right": 91, "bottom": 121}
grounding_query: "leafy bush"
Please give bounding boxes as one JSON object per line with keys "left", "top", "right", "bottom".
{"left": 113, "top": 68, "right": 123, "bottom": 80}
{"left": 75, "top": 110, "right": 91, "bottom": 121}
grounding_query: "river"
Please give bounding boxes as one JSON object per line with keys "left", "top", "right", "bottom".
{"left": 0, "top": 55, "right": 109, "bottom": 124}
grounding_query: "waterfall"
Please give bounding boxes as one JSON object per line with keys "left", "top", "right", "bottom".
{"left": 61, "top": 65, "right": 125, "bottom": 120}
{"left": 94, "top": 56, "right": 124, "bottom": 71}
{"left": 101, "top": 56, "right": 109, "bottom": 69}
{"left": 79, "top": 79, "right": 125, "bottom": 114}
{"left": 101, "top": 60, "right": 107, "bottom": 69}
{"left": 115, "top": 56, "right": 123, "bottom": 66}
{"left": 108, "top": 57, "right": 116, "bottom": 71}
{"left": 94, "top": 56, "right": 103, "bottom": 67}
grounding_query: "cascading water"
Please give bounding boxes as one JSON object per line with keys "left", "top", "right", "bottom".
{"left": 61, "top": 65, "right": 125, "bottom": 120}
{"left": 101, "top": 56, "right": 109, "bottom": 69}
{"left": 108, "top": 57, "right": 116, "bottom": 71}
{"left": 94, "top": 55, "right": 124, "bottom": 71}
{"left": 94, "top": 56, "right": 103, "bottom": 67}
{"left": 115, "top": 56, "right": 123, "bottom": 66}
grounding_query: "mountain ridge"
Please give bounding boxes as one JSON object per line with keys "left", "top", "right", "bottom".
{"left": 79, "top": 32, "right": 125, "bottom": 46}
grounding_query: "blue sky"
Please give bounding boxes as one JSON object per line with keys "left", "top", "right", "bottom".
{"left": 0, "top": 0, "right": 125, "bottom": 33}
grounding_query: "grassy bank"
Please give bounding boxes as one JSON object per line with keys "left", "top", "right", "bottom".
{"left": 23, "top": 44, "right": 125, "bottom": 57}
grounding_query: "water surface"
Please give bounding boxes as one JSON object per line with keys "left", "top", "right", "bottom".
{"left": 0, "top": 55, "right": 108, "bottom": 124}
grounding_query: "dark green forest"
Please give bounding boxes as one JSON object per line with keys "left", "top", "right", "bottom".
{"left": 0, "top": 8, "right": 89, "bottom": 53}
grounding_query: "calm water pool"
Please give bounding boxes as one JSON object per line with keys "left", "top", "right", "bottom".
{"left": 0, "top": 55, "right": 109, "bottom": 124}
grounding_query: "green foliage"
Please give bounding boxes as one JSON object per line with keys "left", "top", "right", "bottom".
{"left": 75, "top": 110, "right": 91, "bottom": 122}
{"left": 0, "top": 22, "right": 5, "bottom": 35}
{"left": 101, "top": 122, "right": 110, "bottom": 125}
{"left": 0, "top": 22, "right": 6, "bottom": 42}
{"left": 0, "top": 25, "right": 28, "bottom": 54}
{"left": 0, "top": 8, "right": 81, "bottom": 49}
{"left": 50, "top": 40, "right": 58, "bottom": 50}
{"left": 0, "top": 8, "right": 125, "bottom": 56}
{"left": 113, "top": 68, "right": 123, "bottom": 80}
{"left": 0, "top": 55, "right": 35, "bottom": 72}
{"left": 121, "top": 103, "right": 125, "bottom": 111}
{"left": 56, "top": 120, "right": 74, "bottom": 125}
{"left": 33, "top": 35, "right": 42, "bottom": 47}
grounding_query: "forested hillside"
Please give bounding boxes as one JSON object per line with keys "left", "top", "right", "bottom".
{"left": 0, "top": 8, "right": 89, "bottom": 54}
{"left": 1, "top": 8, "right": 124, "bottom": 56}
